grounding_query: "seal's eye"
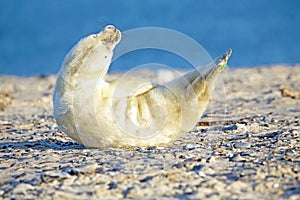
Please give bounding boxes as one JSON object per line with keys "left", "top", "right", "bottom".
{"left": 92, "top": 34, "right": 97, "bottom": 38}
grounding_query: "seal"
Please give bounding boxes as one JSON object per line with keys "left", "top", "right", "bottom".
{"left": 53, "top": 25, "right": 232, "bottom": 148}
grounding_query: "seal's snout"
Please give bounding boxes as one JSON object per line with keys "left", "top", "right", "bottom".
{"left": 101, "top": 25, "right": 121, "bottom": 45}
{"left": 104, "top": 25, "right": 116, "bottom": 31}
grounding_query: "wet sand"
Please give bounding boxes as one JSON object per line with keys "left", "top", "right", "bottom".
{"left": 0, "top": 66, "right": 299, "bottom": 199}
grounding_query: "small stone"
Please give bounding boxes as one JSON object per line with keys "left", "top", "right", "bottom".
{"left": 214, "top": 147, "right": 225, "bottom": 153}
{"left": 258, "top": 131, "right": 280, "bottom": 139}
{"left": 228, "top": 134, "right": 248, "bottom": 141}
{"left": 52, "top": 190, "right": 85, "bottom": 199}
{"left": 108, "top": 181, "right": 118, "bottom": 189}
{"left": 166, "top": 173, "right": 177, "bottom": 179}
{"left": 262, "top": 123, "right": 269, "bottom": 127}
{"left": 46, "top": 124, "right": 57, "bottom": 129}
{"left": 236, "top": 123, "right": 247, "bottom": 130}
{"left": 1, "top": 121, "right": 14, "bottom": 126}
{"left": 140, "top": 176, "right": 153, "bottom": 182}
{"left": 206, "top": 156, "right": 216, "bottom": 163}
{"left": 273, "top": 183, "right": 279, "bottom": 188}
{"left": 13, "top": 183, "right": 34, "bottom": 194}
{"left": 41, "top": 172, "right": 71, "bottom": 183}
{"left": 198, "top": 171, "right": 206, "bottom": 178}
{"left": 192, "top": 165, "right": 203, "bottom": 171}
{"left": 6, "top": 129, "right": 18, "bottom": 133}
{"left": 258, "top": 160, "right": 267, "bottom": 165}
{"left": 75, "top": 163, "right": 98, "bottom": 173}
{"left": 255, "top": 169, "right": 266, "bottom": 179}
{"left": 184, "top": 187, "right": 194, "bottom": 195}
{"left": 227, "top": 180, "right": 249, "bottom": 190}
{"left": 184, "top": 143, "right": 200, "bottom": 150}
{"left": 146, "top": 146, "right": 156, "bottom": 150}
{"left": 277, "top": 189, "right": 284, "bottom": 195}
{"left": 229, "top": 154, "right": 246, "bottom": 162}
{"left": 172, "top": 163, "right": 184, "bottom": 168}
{"left": 201, "top": 166, "right": 215, "bottom": 175}
{"left": 233, "top": 142, "right": 251, "bottom": 149}
{"left": 164, "top": 154, "right": 173, "bottom": 159}
{"left": 62, "top": 167, "right": 79, "bottom": 176}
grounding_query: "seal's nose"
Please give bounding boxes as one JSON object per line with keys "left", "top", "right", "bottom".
{"left": 104, "top": 25, "right": 116, "bottom": 32}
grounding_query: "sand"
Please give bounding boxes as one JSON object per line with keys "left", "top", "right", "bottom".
{"left": 0, "top": 66, "right": 299, "bottom": 199}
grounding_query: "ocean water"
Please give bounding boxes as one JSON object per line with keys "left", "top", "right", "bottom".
{"left": 0, "top": 0, "right": 299, "bottom": 76}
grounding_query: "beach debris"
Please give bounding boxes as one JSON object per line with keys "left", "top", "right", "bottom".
{"left": 0, "top": 91, "right": 13, "bottom": 111}
{"left": 280, "top": 85, "right": 300, "bottom": 99}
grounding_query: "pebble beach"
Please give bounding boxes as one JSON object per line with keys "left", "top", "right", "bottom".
{"left": 0, "top": 66, "right": 299, "bottom": 199}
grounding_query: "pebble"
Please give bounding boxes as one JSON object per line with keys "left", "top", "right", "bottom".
{"left": 257, "top": 131, "right": 280, "bottom": 138}
{"left": 184, "top": 143, "right": 200, "bottom": 150}
{"left": 206, "top": 156, "right": 216, "bottom": 163}
{"left": 198, "top": 171, "right": 206, "bottom": 178}
{"left": 172, "top": 163, "right": 184, "bottom": 169}
{"left": 1, "top": 121, "right": 14, "bottom": 126}
{"left": 229, "top": 154, "right": 246, "bottom": 162}
{"left": 192, "top": 165, "right": 203, "bottom": 171}
{"left": 228, "top": 134, "right": 249, "bottom": 141}
{"left": 233, "top": 142, "right": 251, "bottom": 149}
{"left": 201, "top": 166, "right": 215, "bottom": 175}
{"left": 75, "top": 163, "right": 98, "bottom": 173}
{"left": 236, "top": 123, "right": 247, "bottom": 130}
{"left": 163, "top": 153, "right": 173, "bottom": 159}
{"left": 108, "top": 181, "right": 118, "bottom": 189}
{"left": 41, "top": 172, "right": 71, "bottom": 183}
{"left": 13, "top": 183, "right": 34, "bottom": 194}
{"left": 222, "top": 124, "right": 238, "bottom": 131}
{"left": 184, "top": 187, "right": 194, "bottom": 195}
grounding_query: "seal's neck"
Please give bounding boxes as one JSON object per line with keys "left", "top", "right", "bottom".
{"left": 61, "top": 43, "right": 114, "bottom": 87}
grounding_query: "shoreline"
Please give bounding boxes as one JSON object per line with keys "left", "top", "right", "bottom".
{"left": 1, "top": 64, "right": 300, "bottom": 78}
{"left": 0, "top": 65, "right": 299, "bottom": 199}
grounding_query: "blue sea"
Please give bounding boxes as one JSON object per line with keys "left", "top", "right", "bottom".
{"left": 0, "top": 0, "right": 299, "bottom": 76}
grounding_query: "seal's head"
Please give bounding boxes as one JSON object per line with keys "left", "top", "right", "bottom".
{"left": 81, "top": 25, "right": 122, "bottom": 51}
{"left": 100, "top": 25, "right": 122, "bottom": 46}
{"left": 62, "top": 25, "right": 121, "bottom": 77}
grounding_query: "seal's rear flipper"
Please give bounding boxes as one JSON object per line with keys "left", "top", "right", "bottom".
{"left": 164, "top": 49, "right": 232, "bottom": 97}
